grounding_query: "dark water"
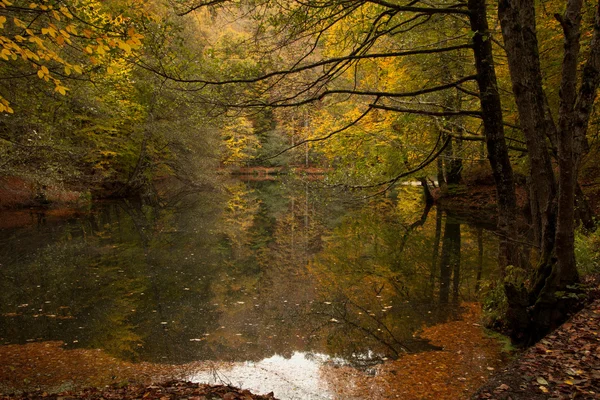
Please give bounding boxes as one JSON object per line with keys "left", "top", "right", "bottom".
{"left": 0, "top": 179, "right": 501, "bottom": 397}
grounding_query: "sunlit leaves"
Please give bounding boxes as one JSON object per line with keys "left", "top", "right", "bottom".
{"left": 0, "top": 0, "right": 146, "bottom": 113}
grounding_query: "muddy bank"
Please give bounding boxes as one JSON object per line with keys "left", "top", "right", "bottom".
{"left": 0, "top": 177, "right": 87, "bottom": 210}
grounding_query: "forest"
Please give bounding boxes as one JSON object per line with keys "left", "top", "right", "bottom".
{"left": 1, "top": 0, "right": 600, "bottom": 399}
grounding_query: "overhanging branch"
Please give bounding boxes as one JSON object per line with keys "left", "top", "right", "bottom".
{"left": 135, "top": 44, "right": 474, "bottom": 85}
{"left": 369, "top": 103, "right": 482, "bottom": 117}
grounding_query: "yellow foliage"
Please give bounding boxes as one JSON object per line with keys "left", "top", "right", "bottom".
{"left": 0, "top": 0, "right": 147, "bottom": 113}
{"left": 220, "top": 116, "right": 261, "bottom": 164}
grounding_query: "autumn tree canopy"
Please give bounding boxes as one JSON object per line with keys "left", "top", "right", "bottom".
{"left": 156, "top": 0, "right": 600, "bottom": 344}
{"left": 1, "top": 0, "right": 599, "bottom": 345}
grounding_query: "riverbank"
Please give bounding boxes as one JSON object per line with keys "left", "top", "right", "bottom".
{"left": 473, "top": 275, "right": 600, "bottom": 399}
{"left": 0, "top": 177, "right": 87, "bottom": 210}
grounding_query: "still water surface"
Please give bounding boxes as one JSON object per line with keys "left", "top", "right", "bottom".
{"left": 0, "top": 179, "right": 503, "bottom": 398}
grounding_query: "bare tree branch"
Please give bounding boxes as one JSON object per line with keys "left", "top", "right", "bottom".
{"left": 135, "top": 44, "right": 474, "bottom": 85}
{"left": 369, "top": 103, "right": 482, "bottom": 117}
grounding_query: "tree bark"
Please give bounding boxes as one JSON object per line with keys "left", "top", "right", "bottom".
{"left": 468, "top": 0, "right": 520, "bottom": 269}
{"left": 497, "top": 0, "right": 600, "bottom": 344}
{"left": 498, "top": 0, "right": 557, "bottom": 261}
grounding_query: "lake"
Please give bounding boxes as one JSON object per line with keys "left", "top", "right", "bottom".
{"left": 0, "top": 178, "right": 505, "bottom": 399}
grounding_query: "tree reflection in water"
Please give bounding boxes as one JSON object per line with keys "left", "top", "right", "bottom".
{"left": 0, "top": 179, "right": 502, "bottom": 398}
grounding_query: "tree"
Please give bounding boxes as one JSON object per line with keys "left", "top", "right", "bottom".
{"left": 0, "top": 0, "right": 145, "bottom": 113}
{"left": 497, "top": 0, "right": 600, "bottom": 343}
{"left": 161, "top": 0, "right": 600, "bottom": 343}
{"left": 0, "top": 0, "right": 222, "bottom": 198}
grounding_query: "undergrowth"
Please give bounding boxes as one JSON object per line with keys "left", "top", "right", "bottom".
{"left": 481, "top": 226, "right": 600, "bottom": 336}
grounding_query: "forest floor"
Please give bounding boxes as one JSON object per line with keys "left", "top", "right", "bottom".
{"left": 473, "top": 275, "right": 600, "bottom": 400}
{"left": 0, "top": 382, "right": 277, "bottom": 400}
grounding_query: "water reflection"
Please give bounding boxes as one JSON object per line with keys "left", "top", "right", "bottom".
{"left": 190, "top": 352, "right": 333, "bottom": 400}
{"left": 0, "top": 179, "right": 501, "bottom": 397}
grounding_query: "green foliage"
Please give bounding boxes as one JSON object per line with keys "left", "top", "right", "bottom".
{"left": 480, "top": 280, "right": 508, "bottom": 329}
{"left": 0, "top": 0, "right": 221, "bottom": 200}
{"left": 481, "top": 266, "right": 527, "bottom": 329}
{"left": 574, "top": 226, "right": 600, "bottom": 276}
{"left": 484, "top": 329, "right": 517, "bottom": 356}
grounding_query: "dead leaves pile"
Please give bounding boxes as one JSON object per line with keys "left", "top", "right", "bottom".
{"left": 474, "top": 299, "right": 600, "bottom": 399}
{"left": 0, "top": 341, "right": 194, "bottom": 394}
{"left": 321, "top": 303, "right": 505, "bottom": 400}
{"left": 0, "top": 381, "right": 277, "bottom": 400}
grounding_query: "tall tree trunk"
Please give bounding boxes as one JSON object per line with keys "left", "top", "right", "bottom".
{"left": 497, "top": 0, "right": 600, "bottom": 344}
{"left": 437, "top": 156, "right": 446, "bottom": 190}
{"left": 446, "top": 137, "right": 463, "bottom": 185}
{"left": 498, "top": 0, "right": 557, "bottom": 261}
{"left": 468, "top": 0, "right": 520, "bottom": 269}
{"left": 418, "top": 177, "right": 434, "bottom": 205}
{"left": 553, "top": 0, "right": 584, "bottom": 291}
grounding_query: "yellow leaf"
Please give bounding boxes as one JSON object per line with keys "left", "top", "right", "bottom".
{"left": 59, "top": 6, "right": 73, "bottom": 18}
{"left": 37, "top": 69, "right": 44, "bottom": 78}
{"left": 28, "top": 36, "right": 44, "bottom": 47}
{"left": 118, "top": 41, "right": 131, "bottom": 53}
{"left": 55, "top": 85, "right": 68, "bottom": 95}
{"left": 65, "top": 25, "right": 77, "bottom": 35}
{"left": 64, "top": 65, "right": 71, "bottom": 75}
{"left": 27, "top": 50, "right": 39, "bottom": 61}
{"left": 13, "top": 18, "right": 25, "bottom": 28}
{"left": 0, "top": 15, "right": 6, "bottom": 28}
{"left": 73, "top": 65, "right": 82, "bottom": 74}
{"left": 41, "top": 65, "right": 49, "bottom": 74}
{"left": 28, "top": 2, "right": 37, "bottom": 8}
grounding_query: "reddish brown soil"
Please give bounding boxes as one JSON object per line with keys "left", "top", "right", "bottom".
{"left": 0, "top": 177, "right": 36, "bottom": 208}
{"left": 0, "top": 177, "right": 83, "bottom": 210}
